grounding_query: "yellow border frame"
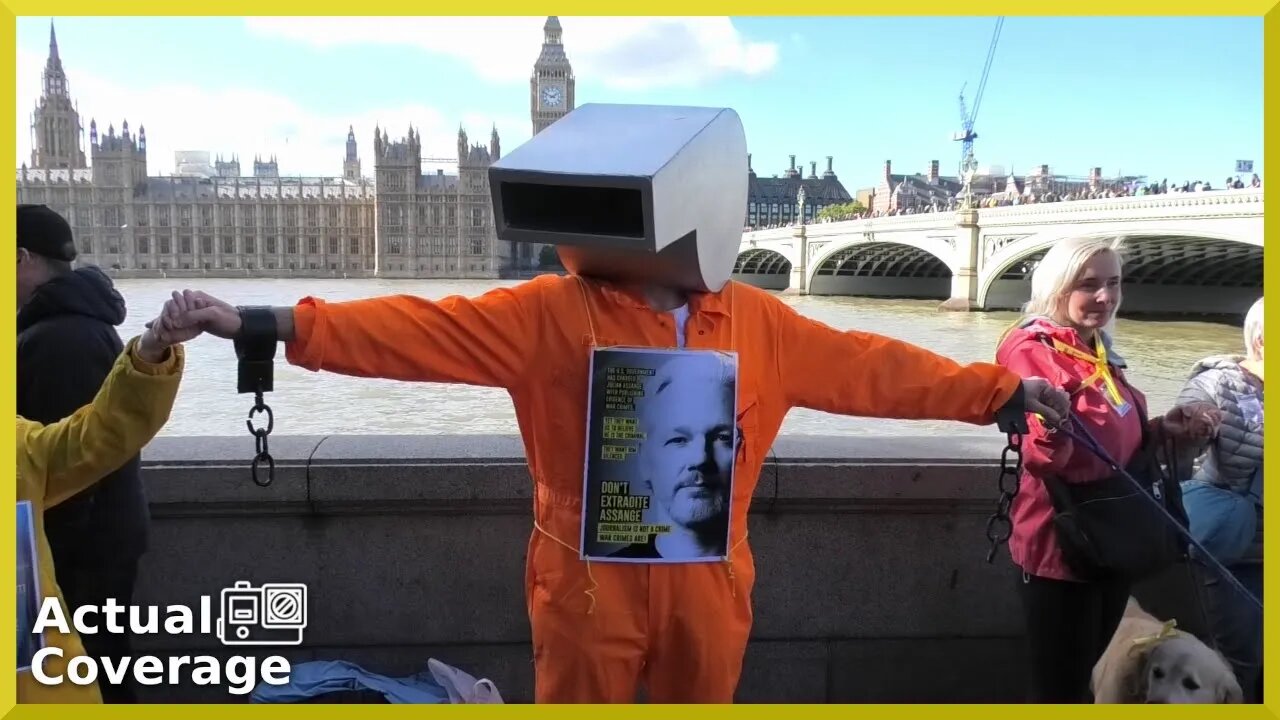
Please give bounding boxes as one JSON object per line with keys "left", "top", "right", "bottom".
{"left": 0, "top": 7, "right": 1276, "bottom": 716}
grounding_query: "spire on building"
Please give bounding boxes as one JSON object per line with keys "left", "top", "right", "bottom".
{"left": 31, "top": 17, "right": 87, "bottom": 168}
{"left": 49, "top": 19, "right": 59, "bottom": 62}
{"left": 537, "top": 16, "right": 569, "bottom": 63}
{"left": 42, "top": 18, "right": 69, "bottom": 99}
{"left": 346, "top": 124, "right": 358, "bottom": 161}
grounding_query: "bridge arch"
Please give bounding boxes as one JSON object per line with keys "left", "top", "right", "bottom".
{"left": 808, "top": 240, "right": 954, "bottom": 298}
{"left": 978, "top": 229, "right": 1262, "bottom": 315}
{"left": 732, "top": 248, "right": 793, "bottom": 291}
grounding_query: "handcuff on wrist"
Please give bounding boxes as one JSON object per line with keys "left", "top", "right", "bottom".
{"left": 234, "top": 306, "right": 278, "bottom": 487}
{"left": 994, "top": 382, "right": 1030, "bottom": 435}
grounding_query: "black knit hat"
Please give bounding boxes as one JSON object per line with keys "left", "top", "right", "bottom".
{"left": 17, "top": 204, "right": 77, "bottom": 262}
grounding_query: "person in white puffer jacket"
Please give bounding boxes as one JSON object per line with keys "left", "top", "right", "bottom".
{"left": 1174, "top": 296, "right": 1264, "bottom": 703}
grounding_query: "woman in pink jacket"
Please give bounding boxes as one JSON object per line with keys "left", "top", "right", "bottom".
{"left": 994, "top": 236, "right": 1220, "bottom": 702}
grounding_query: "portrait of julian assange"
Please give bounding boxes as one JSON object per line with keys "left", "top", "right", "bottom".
{"left": 607, "top": 350, "right": 739, "bottom": 562}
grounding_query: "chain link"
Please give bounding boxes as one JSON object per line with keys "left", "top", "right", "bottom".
{"left": 246, "top": 383, "right": 275, "bottom": 488}
{"left": 984, "top": 432, "right": 1023, "bottom": 563}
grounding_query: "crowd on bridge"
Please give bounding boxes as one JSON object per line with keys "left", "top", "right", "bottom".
{"left": 744, "top": 172, "right": 1262, "bottom": 229}
{"left": 881, "top": 172, "right": 1262, "bottom": 218}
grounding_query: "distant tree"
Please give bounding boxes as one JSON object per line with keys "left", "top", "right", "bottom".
{"left": 817, "top": 201, "right": 867, "bottom": 222}
{"left": 538, "top": 244, "right": 562, "bottom": 269}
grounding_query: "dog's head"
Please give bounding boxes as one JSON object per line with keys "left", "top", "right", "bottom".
{"left": 1130, "top": 632, "right": 1243, "bottom": 704}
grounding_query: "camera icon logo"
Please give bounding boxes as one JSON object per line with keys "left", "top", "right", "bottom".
{"left": 215, "top": 581, "right": 308, "bottom": 646}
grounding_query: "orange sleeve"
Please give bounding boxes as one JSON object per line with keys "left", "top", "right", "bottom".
{"left": 284, "top": 278, "right": 546, "bottom": 390}
{"left": 777, "top": 304, "right": 1021, "bottom": 424}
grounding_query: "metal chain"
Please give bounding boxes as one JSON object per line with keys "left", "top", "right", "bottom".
{"left": 984, "top": 432, "right": 1023, "bottom": 563}
{"left": 247, "top": 382, "right": 275, "bottom": 488}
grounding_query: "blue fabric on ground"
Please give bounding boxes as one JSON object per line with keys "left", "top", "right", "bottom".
{"left": 250, "top": 660, "right": 451, "bottom": 704}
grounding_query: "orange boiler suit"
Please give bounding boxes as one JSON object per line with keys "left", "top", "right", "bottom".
{"left": 284, "top": 274, "right": 1022, "bottom": 703}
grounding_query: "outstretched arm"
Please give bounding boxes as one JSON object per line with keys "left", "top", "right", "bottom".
{"left": 171, "top": 280, "right": 548, "bottom": 390}
{"left": 21, "top": 333, "right": 184, "bottom": 508}
{"left": 1162, "top": 371, "right": 1227, "bottom": 483}
{"left": 777, "top": 305, "right": 1057, "bottom": 426}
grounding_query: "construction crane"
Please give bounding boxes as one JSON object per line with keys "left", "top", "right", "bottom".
{"left": 953, "top": 17, "right": 1004, "bottom": 205}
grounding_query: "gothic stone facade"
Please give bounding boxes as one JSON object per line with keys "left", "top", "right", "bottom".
{"left": 16, "top": 21, "right": 522, "bottom": 279}
{"left": 18, "top": 124, "right": 379, "bottom": 278}
{"left": 746, "top": 154, "right": 854, "bottom": 228}
{"left": 371, "top": 125, "right": 510, "bottom": 278}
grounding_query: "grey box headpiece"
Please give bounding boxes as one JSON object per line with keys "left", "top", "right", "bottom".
{"left": 488, "top": 104, "right": 748, "bottom": 293}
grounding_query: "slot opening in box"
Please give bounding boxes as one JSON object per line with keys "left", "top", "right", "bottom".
{"left": 500, "top": 182, "right": 646, "bottom": 239}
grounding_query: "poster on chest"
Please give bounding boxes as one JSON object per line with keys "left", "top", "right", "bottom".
{"left": 18, "top": 500, "right": 44, "bottom": 672}
{"left": 580, "top": 347, "right": 739, "bottom": 563}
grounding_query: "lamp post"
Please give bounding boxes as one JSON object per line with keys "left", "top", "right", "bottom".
{"left": 959, "top": 155, "right": 978, "bottom": 210}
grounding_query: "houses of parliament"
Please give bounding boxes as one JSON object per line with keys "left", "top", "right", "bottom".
{"left": 15, "top": 18, "right": 577, "bottom": 278}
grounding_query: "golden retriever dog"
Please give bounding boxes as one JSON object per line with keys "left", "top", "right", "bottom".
{"left": 1091, "top": 597, "right": 1243, "bottom": 703}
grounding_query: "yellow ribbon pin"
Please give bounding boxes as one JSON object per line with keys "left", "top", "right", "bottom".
{"left": 1050, "top": 335, "right": 1129, "bottom": 413}
{"left": 1128, "top": 619, "right": 1180, "bottom": 655}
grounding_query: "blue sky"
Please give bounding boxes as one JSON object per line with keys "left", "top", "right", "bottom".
{"left": 15, "top": 16, "right": 1263, "bottom": 190}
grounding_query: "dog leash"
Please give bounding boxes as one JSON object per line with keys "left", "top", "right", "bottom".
{"left": 1057, "top": 415, "right": 1263, "bottom": 613}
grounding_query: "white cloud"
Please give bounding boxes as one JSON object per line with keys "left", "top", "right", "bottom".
{"left": 15, "top": 48, "right": 529, "bottom": 178}
{"left": 243, "top": 16, "right": 779, "bottom": 92}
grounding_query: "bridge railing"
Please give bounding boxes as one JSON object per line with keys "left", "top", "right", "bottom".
{"left": 741, "top": 227, "right": 795, "bottom": 245}
{"left": 743, "top": 212, "right": 954, "bottom": 246}
{"left": 806, "top": 213, "right": 953, "bottom": 238}
{"left": 978, "top": 188, "right": 1264, "bottom": 228}
{"left": 740, "top": 187, "right": 1264, "bottom": 251}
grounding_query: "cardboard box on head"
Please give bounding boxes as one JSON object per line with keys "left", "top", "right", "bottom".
{"left": 488, "top": 104, "right": 748, "bottom": 294}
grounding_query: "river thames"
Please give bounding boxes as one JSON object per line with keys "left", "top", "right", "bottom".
{"left": 110, "top": 278, "right": 1245, "bottom": 438}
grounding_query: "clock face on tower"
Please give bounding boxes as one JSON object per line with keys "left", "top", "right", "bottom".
{"left": 540, "top": 85, "right": 563, "bottom": 109}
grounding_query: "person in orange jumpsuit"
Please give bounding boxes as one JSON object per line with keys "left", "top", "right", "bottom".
{"left": 163, "top": 104, "right": 1070, "bottom": 703}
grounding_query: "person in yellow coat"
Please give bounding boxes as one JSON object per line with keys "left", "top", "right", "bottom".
{"left": 17, "top": 292, "right": 201, "bottom": 703}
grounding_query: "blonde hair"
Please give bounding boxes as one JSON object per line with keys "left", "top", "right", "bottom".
{"left": 1243, "top": 297, "right": 1264, "bottom": 360}
{"left": 1023, "top": 235, "right": 1124, "bottom": 325}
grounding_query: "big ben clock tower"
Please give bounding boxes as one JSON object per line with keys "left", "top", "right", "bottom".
{"left": 531, "top": 16, "right": 574, "bottom": 135}
{"left": 516, "top": 16, "right": 575, "bottom": 271}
